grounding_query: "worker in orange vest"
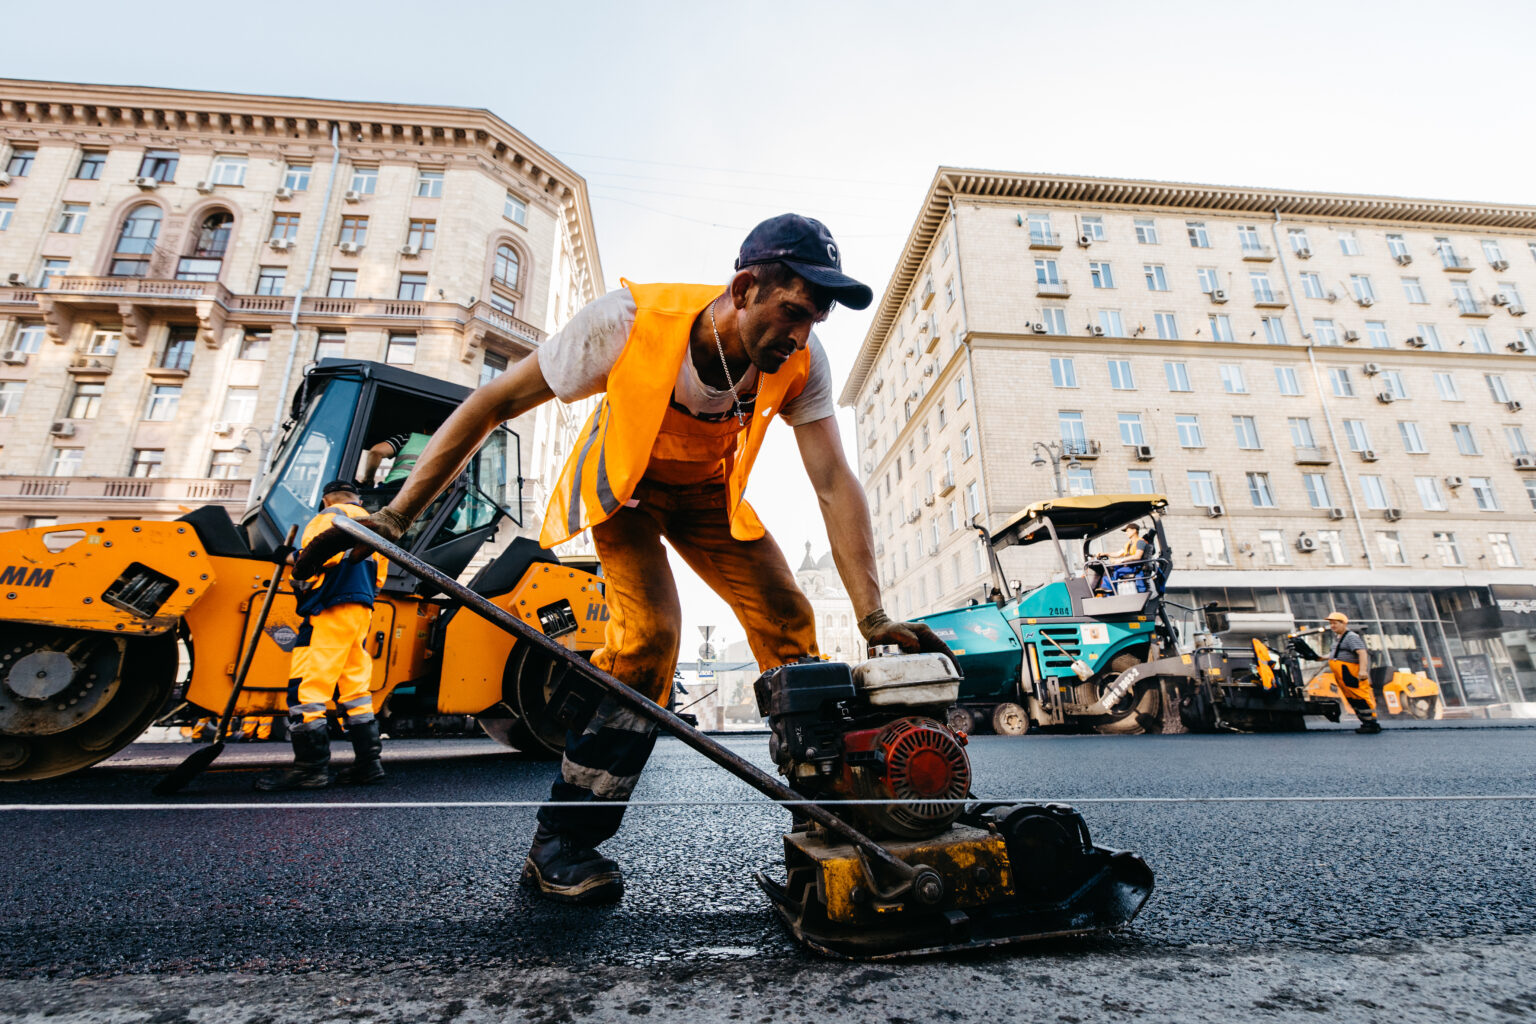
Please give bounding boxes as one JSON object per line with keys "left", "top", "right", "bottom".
{"left": 1326, "top": 611, "right": 1381, "bottom": 734}
{"left": 297, "top": 214, "right": 954, "bottom": 903}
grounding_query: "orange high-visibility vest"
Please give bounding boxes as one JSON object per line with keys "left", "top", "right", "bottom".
{"left": 539, "top": 281, "right": 812, "bottom": 548}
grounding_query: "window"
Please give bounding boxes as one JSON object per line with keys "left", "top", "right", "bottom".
{"left": 1233, "top": 415, "right": 1261, "bottom": 449}
{"left": 10, "top": 322, "right": 44, "bottom": 354}
{"left": 75, "top": 150, "right": 106, "bottom": 179}
{"left": 1378, "top": 531, "right": 1406, "bottom": 566}
{"left": 326, "top": 270, "right": 356, "bottom": 298}
{"left": 160, "top": 327, "right": 195, "bottom": 371}
{"left": 1248, "top": 472, "right": 1276, "bottom": 507}
{"left": 1366, "top": 321, "right": 1391, "bottom": 349}
{"left": 255, "top": 266, "right": 285, "bottom": 296}
{"left": 208, "top": 451, "right": 245, "bottom": 480}
{"left": 504, "top": 192, "right": 528, "bottom": 226}
{"left": 219, "top": 388, "right": 257, "bottom": 423}
{"left": 1330, "top": 367, "right": 1354, "bottom": 397}
{"left": 1262, "top": 317, "right": 1288, "bottom": 345}
{"left": 1317, "top": 529, "right": 1347, "bottom": 565}
{"left": 144, "top": 384, "right": 181, "bottom": 421}
{"left": 1350, "top": 275, "right": 1375, "bottom": 304}
{"left": 1219, "top": 364, "right": 1247, "bottom": 393}
{"left": 0, "top": 381, "right": 23, "bottom": 416}
{"left": 1470, "top": 477, "right": 1499, "bottom": 510}
{"left": 1433, "top": 531, "right": 1462, "bottom": 565}
{"left": 1164, "top": 361, "right": 1191, "bottom": 392}
{"left": 1416, "top": 476, "right": 1446, "bottom": 511}
{"left": 0, "top": 199, "right": 12, "bottom": 231}
{"left": 944, "top": 278, "right": 956, "bottom": 308}
{"left": 1118, "top": 413, "right": 1146, "bottom": 446}
{"left": 416, "top": 170, "right": 444, "bottom": 198}
{"left": 1259, "top": 529, "right": 1288, "bottom": 565}
{"left": 405, "top": 219, "right": 437, "bottom": 251}
{"left": 955, "top": 373, "right": 969, "bottom": 405}
{"left": 1312, "top": 319, "right": 1340, "bottom": 346}
{"left": 1066, "top": 466, "right": 1095, "bottom": 496}
{"left": 349, "top": 166, "right": 378, "bottom": 194}
{"left": 1199, "top": 528, "right": 1231, "bottom": 565}
{"left": 1435, "top": 237, "right": 1461, "bottom": 268}
{"left": 1134, "top": 219, "right": 1158, "bottom": 244}
{"left": 1359, "top": 475, "right": 1388, "bottom": 510}
{"left": 109, "top": 203, "right": 161, "bottom": 278}
{"left": 1402, "top": 277, "right": 1426, "bottom": 303}
{"left": 1187, "top": 470, "right": 1216, "bottom": 507}
{"left": 55, "top": 203, "right": 89, "bottom": 234}
{"left": 1434, "top": 371, "right": 1460, "bottom": 400}
{"left": 209, "top": 155, "right": 247, "bottom": 186}
{"left": 1489, "top": 533, "right": 1519, "bottom": 567}
{"left": 1380, "top": 370, "right": 1407, "bottom": 399}
{"left": 1027, "top": 213, "right": 1054, "bottom": 246}
{"left": 1416, "top": 324, "right": 1443, "bottom": 350}
{"left": 397, "top": 273, "right": 428, "bottom": 301}
{"left": 284, "top": 164, "right": 310, "bottom": 191}
{"left": 1208, "top": 314, "right": 1233, "bottom": 341}
{"left": 1387, "top": 234, "right": 1410, "bottom": 260}
{"left": 948, "top": 501, "right": 960, "bottom": 532}
{"left": 1506, "top": 426, "right": 1531, "bottom": 456}
{"left": 138, "top": 149, "right": 178, "bottom": 183}
{"left": 1098, "top": 310, "right": 1125, "bottom": 336}
{"left": 239, "top": 331, "right": 270, "bottom": 361}
{"left": 1059, "top": 411, "right": 1086, "bottom": 448}
{"left": 5, "top": 148, "right": 35, "bottom": 177}
{"left": 1288, "top": 416, "right": 1317, "bottom": 448}
{"left": 386, "top": 333, "right": 416, "bottom": 365}
{"left": 127, "top": 449, "right": 163, "bottom": 478}
{"left": 960, "top": 426, "right": 974, "bottom": 459}
{"left": 1127, "top": 469, "right": 1155, "bottom": 494}
{"left": 937, "top": 401, "right": 946, "bottom": 428}
{"left": 263, "top": 216, "right": 301, "bottom": 249}
{"left": 1303, "top": 473, "right": 1331, "bottom": 508}
{"left": 1050, "top": 360, "right": 1075, "bottom": 393}
{"left": 87, "top": 329, "right": 121, "bottom": 355}
{"left": 1486, "top": 373, "right": 1512, "bottom": 403}
{"left": 1186, "top": 221, "right": 1210, "bottom": 248}
{"left": 1144, "top": 265, "right": 1169, "bottom": 291}
{"left": 1451, "top": 423, "right": 1479, "bottom": 455}
{"left": 1500, "top": 283, "right": 1526, "bottom": 310}
{"left": 1089, "top": 262, "right": 1115, "bottom": 288}
{"left": 1175, "top": 415, "right": 1203, "bottom": 448}
{"left": 1300, "top": 272, "right": 1325, "bottom": 299}
{"left": 1337, "top": 231, "right": 1360, "bottom": 256}
{"left": 1108, "top": 359, "right": 1135, "bottom": 390}
{"left": 1527, "top": 478, "right": 1536, "bottom": 511}
{"left": 49, "top": 448, "right": 82, "bottom": 477}
{"left": 1034, "top": 258, "right": 1061, "bottom": 285}
{"left": 1288, "top": 228, "right": 1311, "bottom": 253}
{"left": 1237, "top": 225, "right": 1263, "bottom": 252}
{"left": 493, "top": 244, "right": 520, "bottom": 288}
{"left": 1154, "top": 312, "right": 1179, "bottom": 340}
{"left": 964, "top": 481, "right": 980, "bottom": 518}
{"left": 939, "top": 235, "right": 953, "bottom": 262}
{"left": 1250, "top": 272, "right": 1276, "bottom": 303}
{"left": 338, "top": 216, "right": 368, "bottom": 246}
{"left": 1040, "top": 307, "right": 1068, "bottom": 335}
{"left": 1399, "top": 421, "right": 1427, "bottom": 453}
{"left": 1196, "top": 268, "right": 1221, "bottom": 294}
{"left": 1081, "top": 216, "right": 1105, "bottom": 241}
{"left": 315, "top": 332, "right": 346, "bottom": 361}
{"left": 67, "top": 382, "right": 104, "bottom": 420}
{"left": 1468, "top": 326, "right": 1492, "bottom": 353}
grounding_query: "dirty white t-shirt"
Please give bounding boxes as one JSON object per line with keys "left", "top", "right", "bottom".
{"left": 537, "top": 289, "right": 835, "bottom": 426}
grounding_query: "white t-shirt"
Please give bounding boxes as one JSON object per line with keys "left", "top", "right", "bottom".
{"left": 537, "top": 289, "right": 835, "bottom": 426}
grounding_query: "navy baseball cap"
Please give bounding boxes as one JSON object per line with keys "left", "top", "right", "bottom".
{"left": 321, "top": 479, "right": 360, "bottom": 498}
{"left": 735, "top": 214, "right": 873, "bottom": 310}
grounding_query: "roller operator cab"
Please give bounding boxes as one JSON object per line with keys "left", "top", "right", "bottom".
{"left": 0, "top": 359, "right": 607, "bottom": 782}
{"left": 916, "top": 495, "right": 1336, "bottom": 736}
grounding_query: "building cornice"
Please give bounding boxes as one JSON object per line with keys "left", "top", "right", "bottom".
{"left": 0, "top": 77, "right": 603, "bottom": 297}
{"left": 838, "top": 167, "right": 1536, "bottom": 406}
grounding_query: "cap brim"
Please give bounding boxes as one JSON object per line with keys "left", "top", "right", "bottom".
{"left": 782, "top": 259, "right": 874, "bottom": 311}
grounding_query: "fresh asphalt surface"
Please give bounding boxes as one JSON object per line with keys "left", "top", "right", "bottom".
{"left": 4, "top": 722, "right": 1535, "bottom": 1023}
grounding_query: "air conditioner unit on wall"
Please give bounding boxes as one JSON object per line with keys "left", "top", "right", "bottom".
{"left": 1294, "top": 247, "right": 1313, "bottom": 259}
{"left": 399, "top": 244, "right": 420, "bottom": 257}
{"left": 195, "top": 180, "right": 214, "bottom": 194}
{"left": 1362, "top": 362, "right": 1382, "bottom": 375}
{"left": 1327, "top": 507, "right": 1346, "bottom": 520}
{"left": 1030, "top": 323, "right": 1048, "bottom": 334}
{"left": 131, "top": 176, "right": 158, "bottom": 189}
{"left": 0, "top": 172, "right": 11, "bottom": 187}
{"left": 1394, "top": 253, "right": 1413, "bottom": 266}
{"left": 49, "top": 421, "right": 75, "bottom": 437}
{"left": 212, "top": 421, "right": 234, "bottom": 436}
{"left": 1089, "top": 325, "right": 1106, "bottom": 337}
{"left": 343, "top": 189, "right": 363, "bottom": 203}
{"left": 1492, "top": 260, "right": 1510, "bottom": 271}
{"left": 1360, "top": 449, "right": 1379, "bottom": 462}
{"left": 1508, "top": 400, "right": 1524, "bottom": 413}
{"left": 1445, "top": 475, "right": 1465, "bottom": 489}
{"left": 1205, "top": 504, "right": 1225, "bottom": 518}
{"left": 274, "top": 186, "right": 295, "bottom": 200}
{"left": 338, "top": 241, "right": 362, "bottom": 254}
{"left": 1077, "top": 234, "right": 1093, "bottom": 247}
{"left": 269, "top": 237, "right": 293, "bottom": 251}
{"left": 1210, "top": 289, "right": 1228, "bottom": 303}
{"left": 1, "top": 351, "right": 27, "bottom": 365}
{"left": 1296, "top": 534, "right": 1318, "bottom": 552}
{"left": 1492, "top": 293, "right": 1512, "bottom": 306}
{"left": 1376, "top": 391, "right": 1396, "bottom": 404}
{"left": 1515, "top": 456, "right": 1536, "bottom": 470}
{"left": 1343, "top": 330, "right": 1360, "bottom": 342}
{"left": 1405, "top": 335, "right": 1428, "bottom": 348}
{"left": 1383, "top": 507, "right": 1403, "bottom": 522}
{"left": 1134, "top": 444, "right": 1154, "bottom": 461}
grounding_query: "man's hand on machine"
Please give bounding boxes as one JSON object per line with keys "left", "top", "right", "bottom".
{"left": 859, "top": 608, "right": 957, "bottom": 667}
{"left": 291, "top": 507, "right": 412, "bottom": 579}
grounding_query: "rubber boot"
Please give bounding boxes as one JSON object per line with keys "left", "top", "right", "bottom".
{"left": 335, "top": 719, "right": 385, "bottom": 785}
{"left": 1355, "top": 715, "right": 1383, "bottom": 734}
{"left": 519, "top": 824, "right": 624, "bottom": 905}
{"left": 254, "top": 727, "right": 332, "bottom": 791}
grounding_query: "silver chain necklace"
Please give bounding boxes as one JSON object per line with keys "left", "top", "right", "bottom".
{"left": 707, "top": 297, "right": 747, "bottom": 426}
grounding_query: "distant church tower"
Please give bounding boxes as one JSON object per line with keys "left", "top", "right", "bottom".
{"left": 794, "top": 541, "right": 863, "bottom": 663}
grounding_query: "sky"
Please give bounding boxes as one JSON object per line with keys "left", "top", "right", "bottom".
{"left": 10, "top": 0, "right": 1536, "bottom": 659}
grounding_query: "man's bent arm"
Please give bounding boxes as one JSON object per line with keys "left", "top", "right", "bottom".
{"left": 388, "top": 353, "right": 557, "bottom": 522}
{"left": 794, "top": 416, "right": 881, "bottom": 619}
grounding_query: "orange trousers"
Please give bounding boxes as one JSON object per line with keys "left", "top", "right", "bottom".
{"left": 287, "top": 603, "right": 376, "bottom": 732}
{"left": 1330, "top": 659, "right": 1377, "bottom": 717}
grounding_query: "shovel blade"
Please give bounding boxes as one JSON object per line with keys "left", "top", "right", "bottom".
{"left": 152, "top": 741, "right": 226, "bottom": 796}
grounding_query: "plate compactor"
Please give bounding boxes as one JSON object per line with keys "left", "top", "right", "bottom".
{"left": 327, "top": 515, "right": 1154, "bottom": 960}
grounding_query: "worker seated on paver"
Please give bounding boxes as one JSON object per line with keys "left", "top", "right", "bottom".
{"left": 358, "top": 431, "right": 432, "bottom": 488}
{"left": 256, "top": 480, "right": 390, "bottom": 791}
{"left": 1326, "top": 611, "right": 1381, "bottom": 735}
{"left": 295, "top": 214, "right": 957, "bottom": 904}
{"left": 1088, "top": 523, "right": 1151, "bottom": 595}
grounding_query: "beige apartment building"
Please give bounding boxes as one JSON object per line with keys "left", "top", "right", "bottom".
{"left": 840, "top": 169, "right": 1536, "bottom": 711}
{"left": 0, "top": 78, "right": 602, "bottom": 555}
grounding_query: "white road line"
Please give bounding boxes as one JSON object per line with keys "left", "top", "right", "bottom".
{"left": 4, "top": 794, "right": 1536, "bottom": 812}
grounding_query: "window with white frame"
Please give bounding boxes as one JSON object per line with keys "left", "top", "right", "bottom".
{"left": 1208, "top": 314, "right": 1234, "bottom": 341}
{"left": 955, "top": 373, "right": 969, "bottom": 404}
{"left": 416, "top": 170, "right": 444, "bottom": 198}
{"left": 1034, "top": 258, "right": 1060, "bottom": 285}
{"left": 1312, "top": 318, "right": 1340, "bottom": 346}
{"left": 1275, "top": 366, "right": 1301, "bottom": 395}
{"left": 1330, "top": 367, "right": 1354, "bottom": 397}
{"left": 10, "top": 322, "right": 44, "bottom": 354}
{"left": 1317, "top": 529, "right": 1347, "bottom": 565}
{"left": 1175, "top": 414, "right": 1203, "bottom": 448}
{"left": 129, "top": 449, "right": 164, "bottom": 479}
{"left": 49, "top": 447, "right": 83, "bottom": 477}
{"left": 1259, "top": 529, "right": 1289, "bottom": 564}
{"left": 1489, "top": 532, "right": 1519, "bottom": 567}
{"left": 67, "top": 382, "right": 103, "bottom": 420}
{"left": 1486, "top": 373, "right": 1512, "bottom": 403}
{"left": 1366, "top": 321, "right": 1391, "bottom": 348}
{"left": 1526, "top": 478, "right": 1536, "bottom": 510}
{"left": 1380, "top": 370, "right": 1407, "bottom": 399}
{"left": 1300, "top": 272, "right": 1325, "bottom": 299}
{"left": 284, "top": 164, "right": 310, "bottom": 191}
{"left": 1197, "top": 268, "right": 1221, "bottom": 294}
{"left": 1186, "top": 222, "right": 1210, "bottom": 248}
{"left": 1066, "top": 466, "right": 1095, "bottom": 496}
{"left": 209, "top": 155, "right": 247, "bottom": 186}
{"left": 1098, "top": 310, "right": 1125, "bottom": 337}
{"left": 1144, "top": 265, "right": 1169, "bottom": 291}
{"left": 55, "top": 203, "right": 88, "bottom": 234}
{"left": 239, "top": 331, "right": 270, "bottom": 360}
{"left": 88, "top": 329, "right": 122, "bottom": 356}
{"left": 1468, "top": 327, "right": 1492, "bottom": 354}
{"left": 1288, "top": 228, "right": 1311, "bottom": 253}
{"left": 1289, "top": 417, "right": 1317, "bottom": 448}
{"left": 1350, "top": 275, "right": 1375, "bottom": 303}
{"left": 1399, "top": 421, "right": 1427, "bottom": 453}
{"left": 0, "top": 381, "right": 23, "bottom": 416}
{"left": 1233, "top": 415, "right": 1261, "bottom": 449}
{"left": 1482, "top": 239, "right": 1506, "bottom": 265}
{"left": 1237, "top": 225, "right": 1263, "bottom": 252}
{"left": 960, "top": 425, "right": 974, "bottom": 458}
{"left": 1154, "top": 312, "right": 1179, "bottom": 340}
{"left": 0, "top": 199, "right": 13, "bottom": 231}
{"left": 315, "top": 332, "right": 346, "bottom": 361}
{"left": 964, "top": 481, "right": 980, "bottom": 518}
{"left": 385, "top": 333, "right": 417, "bottom": 365}
{"left": 1025, "top": 213, "right": 1055, "bottom": 246}
{"left": 1416, "top": 476, "right": 1446, "bottom": 510}
{"left": 1451, "top": 423, "right": 1479, "bottom": 455}
{"left": 1303, "top": 472, "right": 1331, "bottom": 508}
{"left": 1433, "top": 531, "right": 1462, "bottom": 566}
{"left": 1089, "top": 262, "right": 1114, "bottom": 288}
{"left": 1250, "top": 271, "right": 1276, "bottom": 302}
{"left": 1338, "top": 231, "right": 1360, "bottom": 256}
{"left": 1040, "top": 307, "right": 1068, "bottom": 335}
{"left": 1386, "top": 234, "right": 1409, "bottom": 259}
{"left": 349, "top": 166, "right": 378, "bottom": 193}
{"left": 1499, "top": 283, "right": 1525, "bottom": 310}
{"left": 1413, "top": 323, "right": 1442, "bottom": 350}
{"left": 1081, "top": 216, "right": 1105, "bottom": 241}
{"left": 1435, "top": 371, "right": 1460, "bottom": 400}
{"left": 1378, "top": 531, "right": 1406, "bottom": 566}
{"left": 1108, "top": 359, "right": 1135, "bottom": 390}
{"left": 504, "top": 192, "right": 528, "bottom": 226}
{"left": 1359, "top": 475, "right": 1389, "bottom": 510}
{"left": 1134, "top": 219, "right": 1158, "bottom": 244}
{"left": 144, "top": 384, "right": 181, "bottom": 421}
{"left": 1187, "top": 470, "right": 1216, "bottom": 506}
{"left": 1199, "top": 528, "right": 1231, "bottom": 565}
{"left": 1220, "top": 363, "right": 1247, "bottom": 393}
{"left": 1470, "top": 476, "right": 1499, "bottom": 510}
{"left": 1402, "top": 277, "right": 1427, "bottom": 303}
{"left": 1127, "top": 469, "right": 1155, "bottom": 493}
{"left": 1050, "top": 357, "right": 1076, "bottom": 388}
{"left": 1247, "top": 472, "right": 1276, "bottom": 507}
{"left": 1118, "top": 413, "right": 1146, "bottom": 446}
{"left": 1505, "top": 425, "right": 1530, "bottom": 455}
{"left": 1165, "top": 361, "right": 1190, "bottom": 391}
{"left": 1262, "top": 317, "right": 1288, "bottom": 345}
{"left": 219, "top": 388, "right": 258, "bottom": 423}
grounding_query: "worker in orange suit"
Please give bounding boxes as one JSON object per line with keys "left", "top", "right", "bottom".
{"left": 297, "top": 214, "right": 955, "bottom": 903}
{"left": 257, "top": 480, "right": 389, "bottom": 791}
{"left": 1326, "top": 611, "right": 1381, "bottom": 735}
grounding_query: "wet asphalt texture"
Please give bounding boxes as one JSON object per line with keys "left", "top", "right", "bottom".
{"left": 3, "top": 723, "right": 1535, "bottom": 1023}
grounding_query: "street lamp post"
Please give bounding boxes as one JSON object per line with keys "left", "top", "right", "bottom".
{"left": 1030, "top": 441, "right": 1083, "bottom": 498}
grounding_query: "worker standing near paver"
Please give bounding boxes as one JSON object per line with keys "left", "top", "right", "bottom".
{"left": 294, "top": 214, "right": 954, "bottom": 902}
{"left": 257, "top": 480, "right": 390, "bottom": 791}
{"left": 1327, "top": 611, "right": 1381, "bottom": 735}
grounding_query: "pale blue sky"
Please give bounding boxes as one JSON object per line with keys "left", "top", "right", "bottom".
{"left": 10, "top": 0, "right": 1535, "bottom": 654}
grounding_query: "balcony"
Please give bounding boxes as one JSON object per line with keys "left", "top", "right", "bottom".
{"left": 1457, "top": 299, "right": 1494, "bottom": 318}
{"left": 1441, "top": 254, "right": 1475, "bottom": 273}
{"left": 1035, "top": 278, "right": 1071, "bottom": 298}
{"left": 1061, "top": 439, "right": 1101, "bottom": 460}
{"left": 0, "top": 476, "right": 252, "bottom": 523}
{"left": 1252, "top": 289, "right": 1289, "bottom": 309}
{"left": 38, "top": 276, "right": 234, "bottom": 347}
{"left": 1293, "top": 446, "right": 1332, "bottom": 465}
{"left": 1027, "top": 234, "right": 1062, "bottom": 251}
{"left": 1240, "top": 244, "right": 1276, "bottom": 262}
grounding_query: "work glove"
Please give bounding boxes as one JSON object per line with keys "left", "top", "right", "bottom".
{"left": 859, "top": 608, "right": 959, "bottom": 672}
{"left": 292, "top": 507, "right": 411, "bottom": 580}
{"left": 271, "top": 543, "right": 296, "bottom": 566}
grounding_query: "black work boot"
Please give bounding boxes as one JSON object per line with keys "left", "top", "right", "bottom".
{"left": 254, "top": 727, "right": 332, "bottom": 791}
{"left": 335, "top": 719, "right": 385, "bottom": 785}
{"left": 519, "top": 824, "right": 624, "bottom": 905}
{"left": 1355, "top": 716, "right": 1383, "bottom": 734}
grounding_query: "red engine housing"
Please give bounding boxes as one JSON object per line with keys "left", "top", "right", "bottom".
{"left": 838, "top": 716, "right": 971, "bottom": 839}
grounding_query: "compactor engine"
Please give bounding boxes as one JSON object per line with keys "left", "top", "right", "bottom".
{"left": 755, "top": 652, "right": 969, "bottom": 840}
